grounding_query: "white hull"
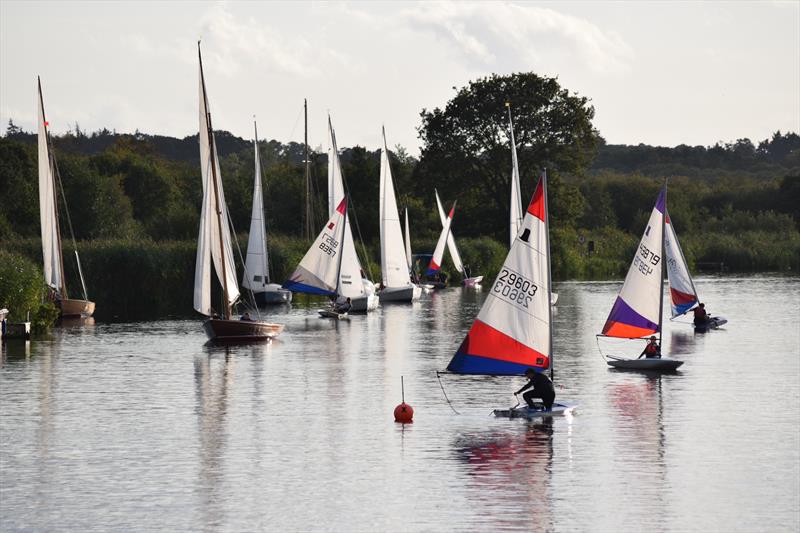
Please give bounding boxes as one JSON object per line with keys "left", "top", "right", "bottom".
{"left": 606, "top": 356, "right": 683, "bottom": 372}
{"left": 462, "top": 276, "right": 483, "bottom": 287}
{"left": 378, "top": 284, "right": 421, "bottom": 302}
{"left": 252, "top": 283, "right": 293, "bottom": 305}
{"left": 349, "top": 293, "right": 379, "bottom": 312}
{"left": 494, "top": 401, "right": 577, "bottom": 419}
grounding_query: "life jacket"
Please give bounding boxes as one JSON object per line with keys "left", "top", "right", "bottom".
{"left": 645, "top": 342, "right": 658, "bottom": 356}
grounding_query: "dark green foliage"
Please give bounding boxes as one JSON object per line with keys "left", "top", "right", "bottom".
{"left": 0, "top": 250, "right": 58, "bottom": 333}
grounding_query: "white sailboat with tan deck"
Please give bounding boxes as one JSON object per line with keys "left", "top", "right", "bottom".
{"left": 194, "top": 43, "right": 283, "bottom": 342}
{"left": 378, "top": 127, "right": 421, "bottom": 303}
{"left": 37, "top": 77, "right": 95, "bottom": 318}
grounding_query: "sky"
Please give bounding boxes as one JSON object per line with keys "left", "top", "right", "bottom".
{"left": 1, "top": 1, "right": 798, "bottom": 155}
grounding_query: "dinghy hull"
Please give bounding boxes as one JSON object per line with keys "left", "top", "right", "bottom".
{"left": 253, "top": 284, "right": 293, "bottom": 305}
{"left": 318, "top": 310, "right": 349, "bottom": 320}
{"left": 606, "top": 357, "right": 683, "bottom": 372}
{"left": 462, "top": 276, "right": 483, "bottom": 287}
{"left": 494, "top": 402, "right": 577, "bottom": 419}
{"left": 202, "top": 318, "right": 283, "bottom": 342}
{"left": 348, "top": 292, "right": 379, "bottom": 313}
{"left": 378, "top": 285, "right": 421, "bottom": 302}
{"left": 694, "top": 316, "right": 727, "bottom": 331}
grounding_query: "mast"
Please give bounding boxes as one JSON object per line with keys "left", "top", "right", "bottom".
{"left": 335, "top": 198, "right": 348, "bottom": 298}
{"left": 543, "top": 169, "right": 554, "bottom": 381}
{"left": 199, "top": 42, "right": 231, "bottom": 320}
{"left": 658, "top": 179, "right": 667, "bottom": 346}
{"left": 38, "top": 76, "right": 68, "bottom": 299}
{"left": 304, "top": 98, "right": 311, "bottom": 240}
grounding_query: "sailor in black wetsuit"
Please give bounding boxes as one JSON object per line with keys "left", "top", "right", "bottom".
{"left": 514, "top": 368, "right": 555, "bottom": 411}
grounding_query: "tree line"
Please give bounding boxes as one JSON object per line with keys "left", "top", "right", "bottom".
{"left": 1, "top": 72, "right": 798, "bottom": 320}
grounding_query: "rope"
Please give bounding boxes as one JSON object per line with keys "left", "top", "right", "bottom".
{"left": 436, "top": 371, "right": 460, "bottom": 415}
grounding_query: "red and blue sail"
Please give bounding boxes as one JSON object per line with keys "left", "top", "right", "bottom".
{"left": 447, "top": 174, "right": 551, "bottom": 375}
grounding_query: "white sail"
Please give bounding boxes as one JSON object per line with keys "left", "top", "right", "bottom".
{"left": 379, "top": 128, "right": 412, "bottom": 288}
{"left": 447, "top": 175, "right": 551, "bottom": 374}
{"left": 242, "top": 122, "right": 270, "bottom": 292}
{"left": 435, "top": 190, "right": 464, "bottom": 274}
{"left": 404, "top": 208, "right": 412, "bottom": 272}
{"left": 665, "top": 213, "right": 699, "bottom": 318}
{"left": 427, "top": 202, "right": 455, "bottom": 275}
{"left": 194, "top": 53, "right": 240, "bottom": 316}
{"left": 327, "top": 116, "right": 367, "bottom": 300}
{"left": 601, "top": 186, "right": 665, "bottom": 338}
{"left": 508, "top": 105, "right": 523, "bottom": 247}
{"left": 37, "top": 79, "right": 62, "bottom": 293}
{"left": 284, "top": 199, "right": 348, "bottom": 295}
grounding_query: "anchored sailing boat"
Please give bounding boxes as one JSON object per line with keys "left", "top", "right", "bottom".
{"left": 665, "top": 213, "right": 726, "bottom": 330}
{"left": 37, "top": 78, "right": 95, "bottom": 318}
{"left": 194, "top": 43, "right": 283, "bottom": 342}
{"left": 444, "top": 173, "right": 576, "bottom": 419}
{"left": 434, "top": 190, "right": 483, "bottom": 287}
{"left": 378, "top": 127, "right": 421, "bottom": 302}
{"left": 598, "top": 183, "right": 683, "bottom": 371}
{"left": 283, "top": 198, "right": 351, "bottom": 318}
{"left": 506, "top": 104, "right": 557, "bottom": 305}
{"left": 323, "top": 116, "right": 378, "bottom": 312}
{"left": 243, "top": 121, "right": 292, "bottom": 305}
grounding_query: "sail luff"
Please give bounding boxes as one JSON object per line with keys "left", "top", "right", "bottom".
{"left": 379, "top": 128, "right": 412, "bottom": 288}
{"left": 665, "top": 213, "right": 700, "bottom": 318}
{"left": 37, "top": 77, "right": 65, "bottom": 297}
{"left": 543, "top": 170, "right": 554, "bottom": 381}
{"left": 658, "top": 180, "right": 667, "bottom": 345}
{"left": 243, "top": 121, "right": 270, "bottom": 290}
{"left": 508, "top": 104, "right": 522, "bottom": 248}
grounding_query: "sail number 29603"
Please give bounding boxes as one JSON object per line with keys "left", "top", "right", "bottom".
{"left": 493, "top": 268, "right": 537, "bottom": 308}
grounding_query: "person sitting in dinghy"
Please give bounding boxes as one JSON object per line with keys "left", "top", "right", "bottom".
{"left": 334, "top": 297, "right": 351, "bottom": 314}
{"left": 693, "top": 303, "right": 709, "bottom": 327}
{"left": 514, "top": 368, "right": 555, "bottom": 411}
{"left": 639, "top": 336, "right": 661, "bottom": 359}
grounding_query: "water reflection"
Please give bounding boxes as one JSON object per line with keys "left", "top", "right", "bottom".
{"left": 193, "top": 351, "right": 235, "bottom": 529}
{"left": 456, "top": 420, "right": 554, "bottom": 530}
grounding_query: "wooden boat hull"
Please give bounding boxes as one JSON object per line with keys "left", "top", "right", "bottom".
{"left": 202, "top": 318, "right": 283, "bottom": 342}
{"left": 59, "top": 298, "right": 95, "bottom": 318}
{"left": 494, "top": 401, "right": 577, "bottom": 419}
{"left": 462, "top": 276, "right": 483, "bottom": 287}
{"left": 378, "top": 284, "right": 422, "bottom": 302}
{"left": 606, "top": 357, "right": 683, "bottom": 372}
{"left": 253, "top": 285, "right": 293, "bottom": 305}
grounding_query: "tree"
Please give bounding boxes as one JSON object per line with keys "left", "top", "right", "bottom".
{"left": 414, "top": 72, "right": 600, "bottom": 239}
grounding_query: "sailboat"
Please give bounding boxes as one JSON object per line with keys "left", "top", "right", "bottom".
{"left": 194, "top": 43, "right": 283, "bottom": 342}
{"left": 506, "top": 104, "right": 557, "bottom": 305}
{"left": 242, "top": 120, "right": 292, "bottom": 305}
{"left": 283, "top": 198, "right": 351, "bottom": 318}
{"left": 425, "top": 200, "right": 456, "bottom": 289}
{"left": 434, "top": 190, "right": 483, "bottom": 287}
{"left": 665, "top": 213, "right": 726, "bottom": 330}
{"left": 598, "top": 182, "right": 683, "bottom": 371}
{"left": 378, "top": 128, "right": 421, "bottom": 303}
{"left": 323, "top": 116, "right": 378, "bottom": 312}
{"left": 444, "top": 173, "right": 576, "bottom": 419}
{"left": 37, "top": 77, "right": 95, "bottom": 318}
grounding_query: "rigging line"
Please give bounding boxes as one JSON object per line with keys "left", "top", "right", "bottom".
{"left": 50, "top": 148, "right": 88, "bottom": 300}
{"left": 436, "top": 371, "right": 461, "bottom": 415}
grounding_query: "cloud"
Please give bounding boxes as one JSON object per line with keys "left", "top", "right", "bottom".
{"left": 196, "top": 2, "right": 349, "bottom": 79}
{"left": 398, "top": 1, "right": 634, "bottom": 73}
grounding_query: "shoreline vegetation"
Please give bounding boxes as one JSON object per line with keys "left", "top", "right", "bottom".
{"left": 1, "top": 73, "right": 797, "bottom": 322}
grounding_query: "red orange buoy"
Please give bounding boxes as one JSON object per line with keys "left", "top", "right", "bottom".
{"left": 394, "top": 402, "right": 414, "bottom": 423}
{"left": 394, "top": 376, "right": 414, "bottom": 423}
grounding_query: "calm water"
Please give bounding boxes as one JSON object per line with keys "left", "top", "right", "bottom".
{"left": 1, "top": 276, "right": 799, "bottom": 532}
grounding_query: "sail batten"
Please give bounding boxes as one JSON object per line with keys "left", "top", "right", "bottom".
{"left": 447, "top": 174, "right": 551, "bottom": 376}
